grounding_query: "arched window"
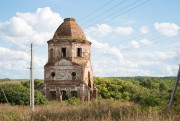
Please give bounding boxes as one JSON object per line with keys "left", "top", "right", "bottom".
{"left": 51, "top": 72, "right": 55, "bottom": 79}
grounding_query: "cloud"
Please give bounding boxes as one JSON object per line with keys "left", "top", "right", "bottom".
{"left": 140, "top": 39, "right": 152, "bottom": 45}
{"left": 86, "top": 24, "right": 133, "bottom": 38}
{"left": 0, "top": 47, "right": 47, "bottom": 70}
{"left": 0, "top": 7, "right": 63, "bottom": 51}
{"left": 154, "top": 22, "right": 180, "bottom": 37}
{"left": 0, "top": 46, "right": 47, "bottom": 78}
{"left": 115, "top": 26, "right": 133, "bottom": 36}
{"left": 86, "top": 24, "right": 112, "bottom": 37}
{"left": 0, "top": 7, "right": 59, "bottom": 78}
{"left": 0, "top": 7, "right": 178, "bottom": 78}
{"left": 140, "top": 26, "right": 149, "bottom": 34}
{"left": 0, "top": 47, "right": 30, "bottom": 61}
{"left": 129, "top": 40, "right": 140, "bottom": 49}
{"left": 89, "top": 37, "right": 124, "bottom": 60}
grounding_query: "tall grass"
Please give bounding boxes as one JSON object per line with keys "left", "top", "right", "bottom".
{"left": 0, "top": 99, "right": 179, "bottom": 121}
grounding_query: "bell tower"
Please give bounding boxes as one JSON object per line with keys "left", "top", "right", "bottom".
{"left": 43, "top": 18, "right": 98, "bottom": 101}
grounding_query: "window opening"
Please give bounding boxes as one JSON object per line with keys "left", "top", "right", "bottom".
{"left": 50, "top": 91, "right": 56, "bottom": 100}
{"left": 72, "top": 72, "right": 76, "bottom": 77}
{"left": 77, "top": 48, "right": 82, "bottom": 57}
{"left": 71, "top": 91, "right": 77, "bottom": 98}
{"left": 72, "top": 72, "right": 76, "bottom": 80}
{"left": 51, "top": 72, "right": 55, "bottom": 79}
{"left": 61, "top": 48, "right": 66, "bottom": 57}
{"left": 88, "top": 72, "right": 91, "bottom": 88}
{"left": 61, "top": 90, "right": 68, "bottom": 100}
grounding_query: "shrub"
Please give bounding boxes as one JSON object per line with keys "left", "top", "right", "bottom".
{"left": 0, "top": 84, "right": 47, "bottom": 105}
{"left": 20, "top": 79, "right": 44, "bottom": 90}
{"left": 66, "top": 97, "right": 81, "bottom": 105}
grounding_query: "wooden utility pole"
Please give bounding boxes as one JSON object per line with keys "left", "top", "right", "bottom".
{"left": 169, "top": 64, "right": 180, "bottom": 110}
{"left": 30, "top": 62, "right": 32, "bottom": 107}
{"left": 1, "top": 89, "right": 9, "bottom": 104}
{"left": 30, "top": 43, "right": 35, "bottom": 111}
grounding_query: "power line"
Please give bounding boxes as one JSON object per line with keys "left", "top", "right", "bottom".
{"left": 78, "top": 0, "right": 115, "bottom": 22}
{"left": 82, "top": 0, "right": 142, "bottom": 27}
{"left": 121, "top": 34, "right": 180, "bottom": 52}
{"left": 80, "top": 0, "right": 128, "bottom": 25}
{"left": 83, "top": 0, "right": 151, "bottom": 29}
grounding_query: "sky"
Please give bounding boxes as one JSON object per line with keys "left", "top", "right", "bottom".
{"left": 0, "top": 0, "right": 180, "bottom": 79}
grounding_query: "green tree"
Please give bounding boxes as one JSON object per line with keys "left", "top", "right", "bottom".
{"left": 0, "top": 84, "right": 47, "bottom": 105}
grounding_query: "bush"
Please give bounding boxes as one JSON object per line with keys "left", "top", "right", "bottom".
{"left": 66, "top": 97, "right": 81, "bottom": 105}
{"left": 94, "top": 77, "right": 179, "bottom": 107}
{"left": 20, "top": 79, "right": 44, "bottom": 90}
{"left": 0, "top": 84, "right": 47, "bottom": 105}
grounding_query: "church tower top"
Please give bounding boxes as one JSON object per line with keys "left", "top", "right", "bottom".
{"left": 53, "top": 18, "right": 86, "bottom": 41}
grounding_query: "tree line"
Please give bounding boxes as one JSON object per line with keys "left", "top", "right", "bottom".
{"left": 0, "top": 77, "right": 180, "bottom": 106}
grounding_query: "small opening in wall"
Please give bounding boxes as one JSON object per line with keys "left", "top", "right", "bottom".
{"left": 88, "top": 72, "right": 91, "bottom": 88}
{"left": 77, "top": 48, "right": 82, "bottom": 57}
{"left": 72, "top": 72, "right": 76, "bottom": 80}
{"left": 71, "top": 91, "right": 77, "bottom": 98}
{"left": 51, "top": 72, "right": 55, "bottom": 79}
{"left": 61, "top": 48, "right": 66, "bottom": 57}
{"left": 50, "top": 48, "right": 53, "bottom": 58}
{"left": 72, "top": 72, "right": 76, "bottom": 77}
{"left": 61, "top": 90, "right": 68, "bottom": 100}
{"left": 50, "top": 91, "right": 56, "bottom": 100}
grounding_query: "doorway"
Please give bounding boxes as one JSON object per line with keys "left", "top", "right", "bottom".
{"left": 50, "top": 91, "right": 56, "bottom": 100}
{"left": 61, "top": 90, "right": 68, "bottom": 100}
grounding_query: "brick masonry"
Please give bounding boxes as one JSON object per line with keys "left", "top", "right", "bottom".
{"left": 43, "top": 18, "right": 98, "bottom": 101}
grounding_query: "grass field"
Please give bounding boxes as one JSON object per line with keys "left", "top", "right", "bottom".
{"left": 0, "top": 80, "right": 20, "bottom": 85}
{"left": 0, "top": 99, "right": 179, "bottom": 121}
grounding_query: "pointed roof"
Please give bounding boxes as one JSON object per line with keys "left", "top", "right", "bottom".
{"left": 53, "top": 18, "right": 86, "bottom": 41}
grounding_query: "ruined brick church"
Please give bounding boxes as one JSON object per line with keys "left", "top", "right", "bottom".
{"left": 43, "top": 18, "right": 98, "bottom": 101}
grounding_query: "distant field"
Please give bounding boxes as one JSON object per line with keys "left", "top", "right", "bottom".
{"left": 0, "top": 80, "right": 21, "bottom": 85}
{"left": 0, "top": 79, "right": 30, "bottom": 85}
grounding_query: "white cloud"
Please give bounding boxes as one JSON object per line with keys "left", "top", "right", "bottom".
{"left": 16, "top": 7, "right": 62, "bottom": 33}
{"left": 129, "top": 40, "right": 140, "bottom": 49}
{"left": 0, "top": 47, "right": 47, "bottom": 77}
{"left": 115, "top": 26, "right": 133, "bottom": 36}
{"left": 140, "top": 39, "right": 152, "bottom": 45}
{"left": 89, "top": 37, "right": 124, "bottom": 60}
{"left": 0, "top": 7, "right": 63, "bottom": 51}
{"left": 0, "top": 7, "right": 59, "bottom": 78}
{"left": 0, "top": 7, "right": 178, "bottom": 78}
{"left": 0, "top": 47, "right": 30, "bottom": 61}
{"left": 86, "top": 24, "right": 112, "bottom": 37}
{"left": 154, "top": 22, "right": 180, "bottom": 37}
{"left": 140, "top": 26, "right": 149, "bottom": 34}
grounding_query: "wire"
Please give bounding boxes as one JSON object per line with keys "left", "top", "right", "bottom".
{"left": 78, "top": 0, "right": 115, "bottom": 22}
{"left": 83, "top": 0, "right": 152, "bottom": 29}
{"left": 83, "top": 0, "right": 141, "bottom": 27}
{"left": 80, "top": 0, "right": 128, "bottom": 25}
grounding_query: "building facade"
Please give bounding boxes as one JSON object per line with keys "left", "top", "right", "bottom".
{"left": 43, "top": 18, "right": 98, "bottom": 101}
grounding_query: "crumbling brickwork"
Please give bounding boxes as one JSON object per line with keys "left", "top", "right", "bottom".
{"left": 43, "top": 18, "right": 98, "bottom": 101}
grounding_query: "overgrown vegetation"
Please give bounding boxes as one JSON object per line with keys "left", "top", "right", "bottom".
{"left": 0, "top": 99, "right": 180, "bottom": 121}
{"left": 0, "top": 77, "right": 180, "bottom": 121}
{"left": 94, "top": 77, "right": 180, "bottom": 107}
{"left": 0, "top": 79, "right": 47, "bottom": 105}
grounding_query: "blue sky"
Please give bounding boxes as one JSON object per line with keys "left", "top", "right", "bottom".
{"left": 0, "top": 0, "right": 180, "bottom": 79}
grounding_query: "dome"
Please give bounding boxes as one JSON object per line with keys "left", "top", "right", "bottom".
{"left": 53, "top": 18, "right": 86, "bottom": 41}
